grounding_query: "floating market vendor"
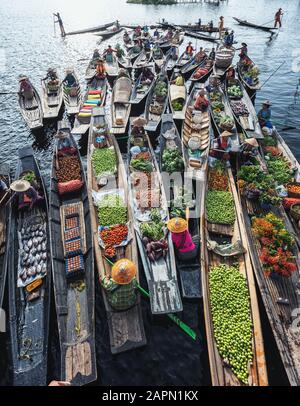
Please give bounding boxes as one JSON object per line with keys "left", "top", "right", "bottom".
{"left": 274, "top": 8, "right": 283, "bottom": 28}
{"left": 226, "top": 65, "right": 236, "bottom": 81}
{"left": 185, "top": 42, "right": 194, "bottom": 57}
{"left": 165, "top": 28, "right": 174, "bottom": 40}
{"left": 115, "top": 44, "right": 125, "bottom": 59}
{"left": 102, "top": 258, "right": 138, "bottom": 311}
{"left": 123, "top": 31, "right": 130, "bottom": 43}
{"left": 144, "top": 38, "right": 151, "bottom": 53}
{"left": 225, "top": 30, "right": 234, "bottom": 47}
{"left": 44, "top": 68, "right": 59, "bottom": 83}
{"left": 132, "top": 40, "right": 142, "bottom": 54}
{"left": 131, "top": 116, "right": 147, "bottom": 137}
{"left": 238, "top": 42, "right": 248, "bottom": 60}
{"left": 103, "top": 45, "right": 116, "bottom": 63}
{"left": 19, "top": 76, "right": 34, "bottom": 100}
{"left": 153, "top": 28, "right": 160, "bottom": 39}
{"left": 92, "top": 48, "right": 100, "bottom": 61}
{"left": 195, "top": 47, "right": 207, "bottom": 63}
{"left": 240, "top": 138, "right": 259, "bottom": 163}
{"left": 194, "top": 89, "right": 209, "bottom": 112}
{"left": 96, "top": 59, "right": 106, "bottom": 79}
{"left": 9, "top": 179, "right": 44, "bottom": 210}
{"left": 258, "top": 100, "right": 273, "bottom": 129}
{"left": 171, "top": 69, "right": 184, "bottom": 86}
{"left": 209, "top": 131, "right": 233, "bottom": 166}
{"left": 141, "top": 67, "right": 154, "bottom": 85}
{"left": 167, "top": 218, "right": 199, "bottom": 261}
{"left": 209, "top": 47, "right": 216, "bottom": 60}
{"left": 143, "top": 25, "right": 149, "bottom": 35}
{"left": 134, "top": 25, "right": 142, "bottom": 36}
{"left": 63, "top": 69, "right": 76, "bottom": 87}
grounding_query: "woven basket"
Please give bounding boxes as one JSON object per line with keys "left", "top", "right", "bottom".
{"left": 287, "top": 182, "right": 300, "bottom": 198}
{"left": 290, "top": 203, "right": 300, "bottom": 221}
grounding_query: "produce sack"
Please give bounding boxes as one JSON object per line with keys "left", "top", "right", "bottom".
{"left": 58, "top": 179, "right": 83, "bottom": 195}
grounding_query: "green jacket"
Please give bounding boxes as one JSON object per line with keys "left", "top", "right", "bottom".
{"left": 102, "top": 277, "right": 138, "bottom": 311}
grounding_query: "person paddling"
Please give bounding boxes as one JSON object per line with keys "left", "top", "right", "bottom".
{"left": 258, "top": 100, "right": 273, "bottom": 129}
{"left": 274, "top": 8, "right": 283, "bottom": 28}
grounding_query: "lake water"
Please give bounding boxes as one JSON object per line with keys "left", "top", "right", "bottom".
{"left": 0, "top": 0, "right": 299, "bottom": 386}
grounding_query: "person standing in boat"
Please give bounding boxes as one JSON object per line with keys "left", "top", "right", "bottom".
{"left": 95, "top": 59, "right": 106, "bottom": 79}
{"left": 208, "top": 20, "right": 214, "bottom": 32}
{"left": 18, "top": 76, "right": 34, "bottom": 100}
{"left": 167, "top": 218, "right": 199, "bottom": 262}
{"left": 102, "top": 259, "right": 138, "bottom": 311}
{"left": 103, "top": 45, "right": 116, "bottom": 63}
{"left": 194, "top": 89, "right": 209, "bottom": 111}
{"left": 274, "top": 8, "right": 283, "bottom": 28}
{"left": 185, "top": 42, "right": 195, "bottom": 57}
{"left": 195, "top": 47, "right": 207, "bottom": 62}
{"left": 258, "top": 100, "right": 273, "bottom": 129}
{"left": 209, "top": 47, "right": 216, "bottom": 60}
{"left": 225, "top": 30, "right": 234, "bottom": 47}
{"left": 218, "top": 16, "right": 224, "bottom": 39}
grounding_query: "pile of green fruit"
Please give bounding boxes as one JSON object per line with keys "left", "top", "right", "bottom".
{"left": 209, "top": 264, "right": 253, "bottom": 385}
{"left": 154, "top": 80, "right": 168, "bottom": 98}
{"left": 162, "top": 148, "right": 184, "bottom": 173}
{"left": 98, "top": 194, "right": 127, "bottom": 226}
{"left": 92, "top": 147, "right": 116, "bottom": 177}
{"left": 228, "top": 85, "right": 243, "bottom": 99}
{"left": 172, "top": 100, "right": 183, "bottom": 111}
{"left": 206, "top": 190, "right": 235, "bottom": 225}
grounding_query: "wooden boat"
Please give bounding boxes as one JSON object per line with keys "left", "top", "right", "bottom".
{"left": 181, "top": 83, "right": 213, "bottom": 180}
{"left": 159, "top": 21, "right": 220, "bottom": 33}
{"left": 238, "top": 155, "right": 300, "bottom": 386}
{"left": 132, "top": 49, "right": 152, "bottom": 70}
{"left": 201, "top": 164, "right": 268, "bottom": 386}
{"left": 158, "top": 114, "right": 202, "bottom": 299}
{"left": 159, "top": 31, "right": 184, "bottom": 51}
{"left": 66, "top": 21, "right": 116, "bottom": 36}
{"left": 176, "top": 51, "right": 193, "bottom": 69}
{"left": 85, "top": 57, "right": 97, "bottom": 81}
{"left": 104, "top": 53, "right": 119, "bottom": 78}
{"left": 72, "top": 76, "right": 107, "bottom": 135}
{"left": 180, "top": 53, "right": 207, "bottom": 77}
{"left": 50, "top": 121, "right": 96, "bottom": 385}
{"left": 213, "top": 46, "right": 235, "bottom": 77}
{"left": 41, "top": 72, "right": 63, "bottom": 119}
{"left": 62, "top": 70, "right": 82, "bottom": 115}
{"left": 169, "top": 71, "right": 187, "bottom": 121}
{"left": 144, "top": 73, "right": 169, "bottom": 132}
{"left": 8, "top": 146, "right": 51, "bottom": 385}
{"left": 225, "top": 77, "right": 263, "bottom": 139}
{"left": 185, "top": 30, "right": 220, "bottom": 43}
{"left": 165, "top": 47, "right": 179, "bottom": 76}
{"left": 0, "top": 164, "right": 10, "bottom": 309}
{"left": 111, "top": 72, "right": 132, "bottom": 135}
{"left": 95, "top": 26, "right": 123, "bottom": 39}
{"left": 233, "top": 17, "right": 277, "bottom": 32}
{"left": 152, "top": 47, "right": 165, "bottom": 70}
{"left": 127, "top": 47, "right": 142, "bottom": 62}
{"left": 128, "top": 119, "right": 183, "bottom": 314}
{"left": 190, "top": 57, "right": 214, "bottom": 83}
{"left": 117, "top": 53, "right": 132, "bottom": 69}
{"left": 237, "top": 56, "right": 261, "bottom": 92}
{"left": 87, "top": 108, "right": 146, "bottom": 353}
{"left": 130, "top": 64, "right": 155, "bottom": 105}
{"left": 208, "top": 84, "right": 240, "bottom": 151}
{"left": 18, "top": 80, "right": 43, "bottom": 130}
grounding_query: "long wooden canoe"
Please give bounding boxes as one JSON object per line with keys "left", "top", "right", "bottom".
{"left": 104, "top": 53, "right": 119, "bottom": 78}
{"left": 201, "top": 164, "right": 268, "bottom": 386}
{"left": 18, "top": 80, "right": 43, "bottom": 130}
{"left": 133, "top": 50, "right": 153, "bottom": 70}
{"left": 233, "top": 17, "right": 277, "bottom": 32}
{"left": 144, "top": 73, "right": 169, "bottom": 132}
{"left": 66, "top": 21, "right": 116, "bottom": 36}
{"left": 0, "top": 164, "right": 10, "bottom": 310}
{"left": 152, "top": 47, "right": 165, "bottom": 71}
{"left": 87, "top": 108, "right": 146, "bottom": 353}
{"left": 95, "top": 27, "right": 123, "bottom": 39}
{"left": 8, "top": 146, "right": 51, "bottom": 385}
{"left": 225, "top": 78, "right": 263, "bottom": 140}
{"left": 190, "top": 57, "right": 214, "bottom": 83}
{"left": 237, "top": 56, "right": 261, "bottom": 92}
{"left": 158, "top": 114, "right": 202, "bottom": 299}
{"left": 128, "top": 119, "right": 183, "bottom": 314}
{"left": 130, "top": 65, "right": 155, "bottom": 105}
{"left": 62, "top": 70, "right": 82, "bottom": 115}
{"left": 50, "top": 121, "right": 96, "bottom": 385}
{"left": 41, "top": 73, "right": 63, "bottom": 120}
{"left": 185, "top": 30, "right": 220, "bottom": 43}
{"left": 111, "top": 72, "right": 132, "bottom": 135}
{"left": 165, "top": 47, "right": 179, "bottom": 76}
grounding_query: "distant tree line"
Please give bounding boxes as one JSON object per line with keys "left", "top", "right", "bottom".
{"left": 127, "top": 0, "right": 177, "bottom": 5}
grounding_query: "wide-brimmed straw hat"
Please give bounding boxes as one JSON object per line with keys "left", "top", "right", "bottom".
{"left": 262, "top": 100, "right": 272, "bottom": 106}
{"left": 19, "top": 75, "right": 28, "bottom": 82}
{"left": 10, "top": 179, "right": 31, "bottom": 193}
{"left": 167, "top": 217, "right": 188, "bottom": 233}
{"left": 112, "top": 259, "right": 137, "bottom": 285}
{"left": 244, "top": 138, "right": 258, "bottom": 147}
{"left": 132, "top": 116, "right": 147, "bottom": 127}
{"left": 220, "top": 131, "right": 232, "bottom": 137}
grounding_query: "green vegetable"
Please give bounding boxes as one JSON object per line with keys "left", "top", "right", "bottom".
{"left": 172, "top": 100, "right": 183, "bottom": 111}
{"left": 162, "top": 148, "right": 184, "bottom": 173}
{"left": 92, "top": 147, "right": 116, "bottom": 177}
{"left": 209, "top": 264, "right": 253, "bottom": 384}
{"left": 22, "top": 171, "right": 36, "bottom": 183}
{"left": 206, "top": 190, "right": 236, "bottom": 225}
{"left": 131, "top": 158, "right": 153, "bottom": 172}
{"left": 266, "top": 155, "right": 292, "bottom": 185}
{"left": 98, "top": 194, "right": 127, "bottom": 226}
{"left": 140, "top": 221, "right": 164, "bottom": 241}
{"left": 154, "top": 80, "right": 168, "bottom": 98}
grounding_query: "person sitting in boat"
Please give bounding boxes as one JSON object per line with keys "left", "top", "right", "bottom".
{"left": 195, "top": 47, "right": 207, "bottom": 63}
{"left": 209, "top": 131, "right": 232, "bottom": 166}
{"left": 102, "top": 259, "right": 138, "bottom": 311}
{"left": 206, "top": 75, "right": 221, "bottom": 92}
{"left": 134, "top": 26, "right": 142, "bottom": 36}
{"left": 143, "top": 38, "right": 151, "bottom": 53}
{"left": 96, "top": 59, "right": 106, "bottom": 79}
{"left": 9, "top": 179, "right": 44, "bottom": 211}
{"left": 132, "top": 40, "right": 142, "bottom": 54}
{"left": 141, "top": 67, "right": 154, "bottom": 85}
{"left": 131, "top": 116, "right": 147, "bottom": 137}
{"left": 123, "top": 31, "right": 130, "bottom": 43}
{"left": 44, "top": 68, "right": 58, "bottom": 83}
{"left": 185, "top": 42, "right": 194, "bottom": 57}
{"left": 115, "top": 44, "right": 125, "bottom": 59}
{"left": 92, "top": 49, "right": 100, "bottom": 61}
{"left": 167, "top": 218, "right": 199, "bottom": 262}
{"left": 274, "top": 8, "right": 283, "bottom": 28}
{"left": 103, "top": 45, "right": 116, "bottom": 63}
{"left": 19, "top": 76, "right": 34, "bottom": 100}
{"left": 63, "top": 70, "right": 76, "bottom": 88}
{"left": 238, "top": 42, "right": 248, "bottom": 60}
{"left": 258, "top": 100, "right": 273, "bottom": 129}
{"left": 209, "top": 47, "right": 216, "bottom": 60}
{"left": 171, "top": 69, "right": 184, "bottom": 86}
{"left": 240, "top": 138, "right": 259, "bottom": 162}
{"left": 169, "top": 46, "right": 177, "bottom": 60}
{"left": 143, "top": 25, "right": 149, "bottom": 34}
{"left": 226, "top": 65, "right": 236, "bottom": 82}
{"left": 194, "top": 89, "right": 209, "bottom": 112}
{"left": 198, "top": 18, "right": 202, "bottom": 27}
{"left": 153, "top": 28, "right": 160, "bottom": 39}
{"left": 56, "top": 130, "right": 72, "bottom": 150}
{"left": 165, "top": 28, "right": 174, "bottom": 40}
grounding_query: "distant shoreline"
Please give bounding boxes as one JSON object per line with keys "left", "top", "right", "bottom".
{"left": 127, "top": 0, "right": 177, "bottom": 5}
